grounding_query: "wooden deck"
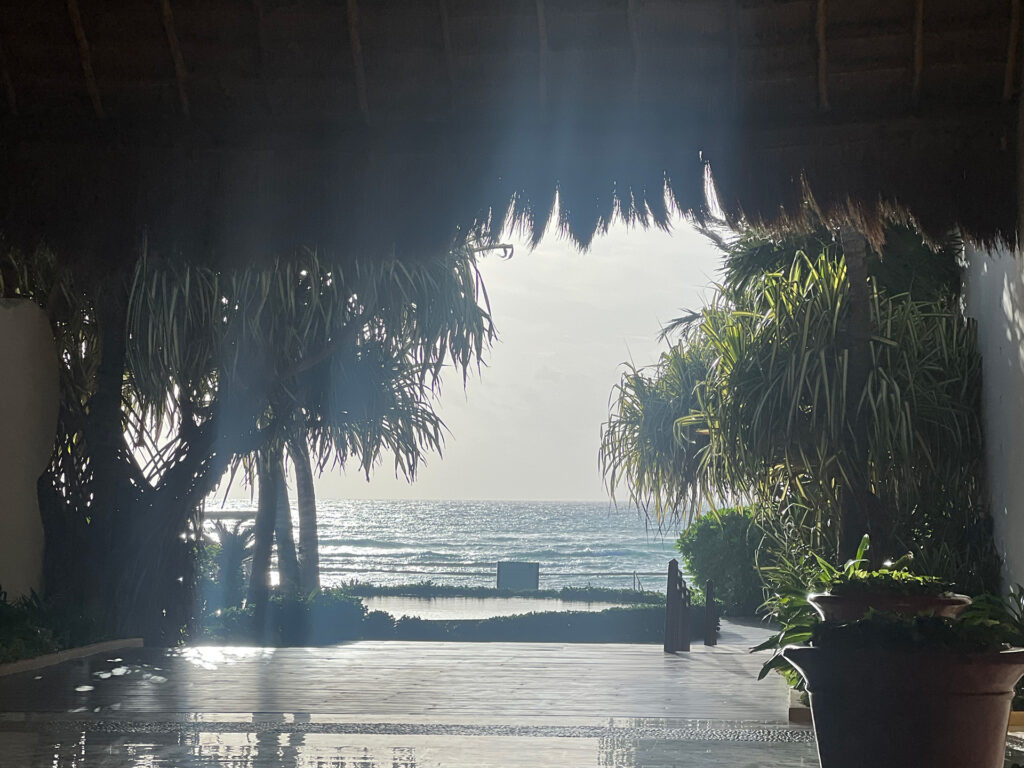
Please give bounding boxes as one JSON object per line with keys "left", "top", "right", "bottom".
{"left": 0, "top": 621, "right": 786, "bottom": 722}
{"left": 0, "top": 620, "right": 821, "bottom": 767}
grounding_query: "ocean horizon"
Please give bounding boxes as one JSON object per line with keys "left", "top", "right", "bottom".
{"left": 205, "top": 498, "right": 685, "bottom": 592}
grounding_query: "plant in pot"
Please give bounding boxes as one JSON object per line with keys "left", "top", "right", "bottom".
{"left": 761, "top": 542, "right": 1024, "bottom": 768}
{"left": 805, "top": 535, "right": 972, "bottom": 622}
{"left": 784, "top": 602, "right": 1024, "bottom": 768}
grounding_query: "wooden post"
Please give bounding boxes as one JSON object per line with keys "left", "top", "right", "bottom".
{"left": 664, "top": 559, "right": 690, "bottom": 653}
{"left": 704, "top": 579, "right": 717, "bottom": 646}
{"left": 664, "top": 559, "right": 680, "bottom": 652}
{"left": 679, "top": 577, "right": 691, "bottom": 652}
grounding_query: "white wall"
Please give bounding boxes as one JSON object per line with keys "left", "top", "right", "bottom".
{"left": 0, "top": 300, "right": 59, "bottom": 600}
{"left": 965, "top": 245, "right": 1024, "bottom": 588}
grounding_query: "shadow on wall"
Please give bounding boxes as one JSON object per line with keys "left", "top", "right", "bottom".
{"left": 965, "top": 246, "right": 1024, "bottom": 587}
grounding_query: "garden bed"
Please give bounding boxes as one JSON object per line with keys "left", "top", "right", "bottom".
{"left": 0, "top": 638, "right": 144, "bottom": 676}
{"left": 337, "top": 582, "right": 665, "bottom": 605}
{"left": 202, "top": 592, "right": 716, "bottom": 646}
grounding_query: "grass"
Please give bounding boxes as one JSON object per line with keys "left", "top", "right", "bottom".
{"left": 336, "top": 581, "right": 666, "bottom": 605}
{"left": 203, "top": 600, "right": 716, "bottom": 646}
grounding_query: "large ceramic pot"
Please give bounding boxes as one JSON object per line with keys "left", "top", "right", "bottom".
{"left": 784, "top": 645, "right": 1024, "bottom": 768}
{"left": 807, "top": 591, "right": 972, "bottom": 622}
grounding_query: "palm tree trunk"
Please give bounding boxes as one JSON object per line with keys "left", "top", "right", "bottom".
{"left": 272, "top": 451, "right": 301, "bottom": 596}
{"left": 839, "top": 231, "right": 886, "bottom": 563}
{"left": 289, "top": 437, "right": 320, "bottom": 592}
{"left": 248, "top": 451, "right": 277, "bottom": 614}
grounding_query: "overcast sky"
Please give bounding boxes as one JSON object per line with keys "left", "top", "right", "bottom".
{"left": 300, "top": 218, "right": 723, "bottom": 502}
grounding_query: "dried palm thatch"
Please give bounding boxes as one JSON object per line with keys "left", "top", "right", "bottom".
{"left": 0, "top": 0, "right": 1019, "bottom": 265}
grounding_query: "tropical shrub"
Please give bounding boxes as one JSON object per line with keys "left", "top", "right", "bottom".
{"left": 200, "top": 521, "right": 254, "bottom": 613}
{"left": 205, "top": 591, "right": 366, "bottom": 645}
{"left": 362, "top": 610, "right": 397, "bottom": 639}
{"left": 1, "top": 241, "right": 496, "bottom": 643}
{"left": 0, "top": 595, "right": 59, "bottom": 664}
{"left": 337, "top": 581, "right": 664, "bottom": 604}
{"left": 201, "top": 596, "right": 716, "bottom": 645}
{"left": 600, "top": 342, "right": 710, "bottom": 520}
{"left": 602, "top": 237, "right": 1000, "bottom": 596}
{"left": 0, "top": 589, "right": 106, "bottom": 664}
{"left": 388, "top": 605, "right": 715, "bottom": 644}
{"left": 675, "top": 508, "right": 764, "bottom": 615}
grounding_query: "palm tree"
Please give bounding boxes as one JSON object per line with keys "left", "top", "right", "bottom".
{"left": 602, "top": 233, "right": 998, "bottom": 591}
{"left": 708, "top": 223, "right": 964, "bottom": 560}
{"left": 204, "top": 520, "right": 254, "bottom": 610}
{"left": 599, "top": 343, "right": 710, "bottom": 526}
{"left": 124, "top": 245, "right": 497, "bottom": 631}
{"left": 289, "top": 437, "right": 319, "bottom": 592}
{"left": 2, "top": 241, "right": 497, "bottom": 640}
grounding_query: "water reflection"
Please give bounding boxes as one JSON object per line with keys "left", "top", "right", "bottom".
{"left": 7, "top": 729, "right": 819, "bottom": 767}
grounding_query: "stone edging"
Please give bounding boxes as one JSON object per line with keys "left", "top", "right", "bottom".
{"left": 0, "top": 639, "right": 144, "bottom": 677}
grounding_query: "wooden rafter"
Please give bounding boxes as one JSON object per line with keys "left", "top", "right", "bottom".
{"left": 66, "top": 0, "right": 104, "bottom": 118}
{"left": 626, "top": 0, "right": 641, "bottom": 101}
{"left": 536, "top": 0, "right": 548, "bottom": 106}
{"left": 438, "top": 0, "right": 456, "bottom": 108}
{"left": 347, "top": 0, "right": 370, "bottom": 123}
{"left": 0, "top": 36, "right": 16, "bottom": 116}
{"left": 1005, "top": 0, "right": 1022, "bottom": 102}
{"left": 815, "top": 0, "right": 829, "bottom": 111}
{"left": 159, "top": 0, "right": 190, "bottom": 117}
{"left": 912, "top": 0, "right": 924, "bottom": 106}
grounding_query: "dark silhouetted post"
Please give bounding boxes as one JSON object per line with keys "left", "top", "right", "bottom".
{"left": 679, "top": 577, "right": 691, "bottom": 652}
{"left": 704, "top": 579, "right": 717, "bottom": 646}
{"left": 664, "top": 560, "right": 679, "bottom": 652}
{"left": 664, "top": 559, "right": 690, "bottom": 653}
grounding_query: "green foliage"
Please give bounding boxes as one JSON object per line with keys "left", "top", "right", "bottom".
{"left": 362, "top": 610, "right": 397, "bottom": 639}
{"left": 201, "top": 521, "right": 255, "bottom": 613}
{"left": 201, "top": 593, "right": 714, "bottom": 645}
{"left": 717, "top": 225, "right": 962, "bottom": 303}
{"left": 204, "top": 591, "right": 367, "bottom": 645}
{"left": 0, "top": 588, "right": 108, "bottom": 664}
{"left": 755, "top": 535, "right": 954, "bottom": 685}
{"left": 675, "top": 508, "right": 764, "bottom": 615}
{"left": 604, "top": 235, "right": 999, "bottom": 593}
{"left": 827, "top": 568, "right": 949, "bottom": 597}
{"left": 686, "top": 253, "right": 992, "bottom": 571}
{"left": 796, "top": 535, "right": 951, "bottom": 597}
{"left": 600, "top": 342, "right": 710, "bottom": 523}
{"left": 125, "top": 246, "right": 496, "bottom": 487}
{"left": 0, "top": 594, "right": 60, "bottom": 664}
{"left": 387, "top": 605, "right": 711, "bottom": 644}
{"left": 336, "top": 581, "right": 665, "bottom": 605}
{"left": 810, "top": 610, "right": 1011, "bottom": 654}
{"left": 2, "top": 240, "right": 498, "bottom": 642}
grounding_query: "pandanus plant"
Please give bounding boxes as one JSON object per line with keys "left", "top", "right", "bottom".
{"left": 601, "top": 226, "right": 998, "bottom": 595}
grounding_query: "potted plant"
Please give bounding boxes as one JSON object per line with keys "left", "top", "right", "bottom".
{"left": 784, "top": 606, "right": 1024, "bottom": 768}
{"left": 805, "top": 536, "right": 972, "bottom": 622}
{"left": 761, "top": 540, "right": 1024, "bottom": 768}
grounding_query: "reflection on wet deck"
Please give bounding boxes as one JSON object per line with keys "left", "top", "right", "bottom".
{"left": 0, "top": 620, "right": 821, "bottom": 767}
{"left": 0, "top": 721, "right": 819, "bottom": 767}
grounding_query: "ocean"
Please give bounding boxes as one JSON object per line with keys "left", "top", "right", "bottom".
{"left": 206, "top": 498, "right": 684, "bottom": 592}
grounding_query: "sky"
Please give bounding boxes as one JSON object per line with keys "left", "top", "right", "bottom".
{"left": 307, "top": 218, "right": 724, "bottom": 502}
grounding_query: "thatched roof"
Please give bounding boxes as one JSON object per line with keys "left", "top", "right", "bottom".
{"left": 0, "top": 0, "right": 1018, "bottom": 266}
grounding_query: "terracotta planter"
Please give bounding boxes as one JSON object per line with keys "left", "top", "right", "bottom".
{"left": 784, "top": 645, "right": 1024, "bottom": 768}
{"left": 807, "top": 591, "right": 971, "bottom": 622}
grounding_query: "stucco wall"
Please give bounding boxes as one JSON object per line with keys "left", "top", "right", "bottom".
{"left": 0, "top": 300, "right": 59, "bottom": 600}
{"left": 964, "top": 246, "right": 1024, "bottom": 588}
